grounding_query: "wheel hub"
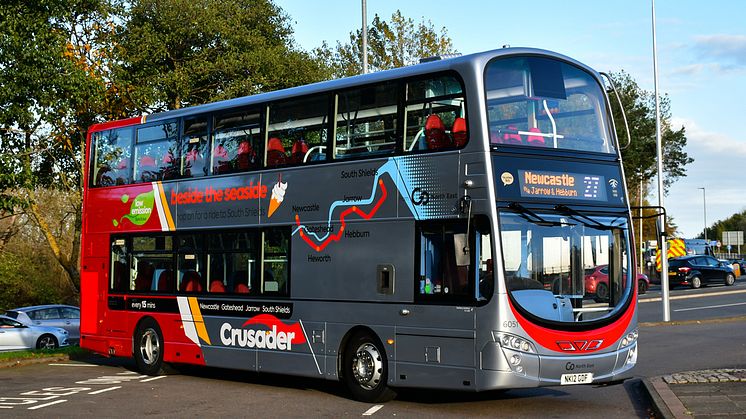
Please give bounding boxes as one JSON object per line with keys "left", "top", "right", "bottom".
{"left": 139, "top": 328, "right": 160, "bottom": 365}
{"left": 352, "top": 343, "right": 382, "bottom": 390}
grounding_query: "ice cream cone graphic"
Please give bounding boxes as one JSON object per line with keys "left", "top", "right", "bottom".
{"left": 268, "top": 178, "right": 288, "bottom": 218}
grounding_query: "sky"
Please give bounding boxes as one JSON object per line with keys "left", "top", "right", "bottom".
{"left": 277, "top": 0, "right": 746, "bottom": 241}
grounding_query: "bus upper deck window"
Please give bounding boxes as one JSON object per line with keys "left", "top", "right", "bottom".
{"left": 335, "top": 82, "right": 398, "bottom": 160}
{"left": 92, "top": 128, "right": 133, "bottom": 187}
{"left": 485, "top": 57, "right": 613, "bottom": 154}
{"left": 404, "top": 74, "right": 467, "bottom": 153}
{"left": 268, "top": 95, "right": 329, "bottom": 165}
{"left": 212, "top": 109, "right": 263, "bottom": 174}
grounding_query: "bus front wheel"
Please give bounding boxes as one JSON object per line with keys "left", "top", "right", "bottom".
{"left": 134, "top": 318, "right": 164, "bottom": 376}
{"left": 342, "top": 332, "right": 395, "bottom": 403}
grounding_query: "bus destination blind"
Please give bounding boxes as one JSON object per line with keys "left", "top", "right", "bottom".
{"left": 517, "top": 170, "right": 607, "bottom": 201}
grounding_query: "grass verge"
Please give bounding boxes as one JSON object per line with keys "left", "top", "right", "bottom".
{"left": 0, "top": 345, "right": 90, "bottom": 362}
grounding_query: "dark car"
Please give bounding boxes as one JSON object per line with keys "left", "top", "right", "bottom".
{"left": 667, "top": 255, "right": 736, "bottom": 289}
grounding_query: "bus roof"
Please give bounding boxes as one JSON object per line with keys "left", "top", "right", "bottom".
{"left": 91, "top": 47, "right": 598, "bottom": 133}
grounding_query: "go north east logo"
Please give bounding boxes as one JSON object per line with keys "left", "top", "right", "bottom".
{"left": 220, "top": 314, "right": 306, "bottom": 351}
{"left": 113, "top": 191, "right": 154, "bottom": 227}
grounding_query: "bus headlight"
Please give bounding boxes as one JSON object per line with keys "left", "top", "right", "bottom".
{"left": 495, "top": 332, "right": 536, "bottom": 354}
{"left": 618, "top": 329, "right": 638, "bottom": 349}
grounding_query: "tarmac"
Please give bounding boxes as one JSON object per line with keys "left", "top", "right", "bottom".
{"left": 643, "top": 369, "right": 746, "bottom": 418}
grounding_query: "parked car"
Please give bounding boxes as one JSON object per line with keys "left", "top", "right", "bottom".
{"left": 584, "top": 265, "right": 650, "bottom": 303}
{"left": 4, "top": 305, "right": 80, "bottom": 343}
{"left": 0, "top": 315, "right": 69, "bottom": 351}
{"left": 727, "top": 258, "right": 746, "bottom": 275}
{"left": 667, "top": 255, "right": 736, "bottom": 289}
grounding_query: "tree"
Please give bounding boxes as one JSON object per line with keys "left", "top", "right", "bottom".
{"left": 608, "top": 71, "right": 693, "bottom": 199}
{"left": 114, "top": 0, "right": 332, "bottom": 112}
{"left": 319, "top": 10, "right": 456, "bottom": 78}
{"left": 0, "top": 0, "right": 121, "bottom": 294}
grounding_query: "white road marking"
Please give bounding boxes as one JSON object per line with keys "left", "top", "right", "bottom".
{"left": 48, "top": 363, "right": 99, "bottom": 367}
{"left": 674, "top": 301, "right": 746, "bottom": 312}
{"left": 140, "top": 376, "right": 167, "bottom": 383}
{"left": 362, "top": 405, "right": 384, "bottom": 416}
{"left": 117, "top": 371, "right": 139, "bottom": 375}
{"left": 639, "top": 288, "right": 746, "bottom": 303}
{"left": 0, "top": 406, "right": 12, "bottom": 409}
{"left": 88, "top": 386, "right": 121, "bottom": 395}
{"left": 27, "top": 399, "right": 67, "bottom": 410}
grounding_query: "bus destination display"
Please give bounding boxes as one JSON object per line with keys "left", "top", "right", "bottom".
{"left": 517, "top": 170, "right": 607, "bottom": 201}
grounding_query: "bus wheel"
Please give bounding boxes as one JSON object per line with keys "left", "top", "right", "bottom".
{"left": 343, "top": 332, "right": 395, "bottom": 403}
{"left": 134, "top": 318, "right": 164, "bottom": 376}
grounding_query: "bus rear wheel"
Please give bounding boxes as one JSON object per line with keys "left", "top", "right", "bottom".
{"left": 342, "top": 332, "right": 395, "bottom": 403}
{"left": 134, "top": 318, "right": 164, "bottom": 376}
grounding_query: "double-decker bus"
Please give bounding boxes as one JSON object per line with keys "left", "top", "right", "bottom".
{"left": 81, "top": 47, "right": 638, "bottom": 402}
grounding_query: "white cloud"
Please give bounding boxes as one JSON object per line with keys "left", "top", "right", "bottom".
{"left": 692, "top": 34, "right": 746, "bottom": 66}
{"left": 671, "top": 117, "right": 746, "bottom": 156}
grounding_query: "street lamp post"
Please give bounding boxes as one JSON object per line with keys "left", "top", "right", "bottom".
{"left": 699, "top": 187, "right": 707, "bottom": 242}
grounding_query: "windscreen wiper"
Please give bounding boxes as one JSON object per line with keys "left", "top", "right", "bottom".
{"left": 509, "top": 202, "right": 565, "bottom": 227}
{"left": 554, "top": 205, "right": 621, "bottom": 230}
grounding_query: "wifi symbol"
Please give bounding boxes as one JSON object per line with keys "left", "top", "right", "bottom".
{"left": 609, "top": 179, "right": 619, "bottom": 188}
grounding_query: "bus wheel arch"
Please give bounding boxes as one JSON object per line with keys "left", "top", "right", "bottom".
{"left": 133, "top": 316, "right": 164, "bottom": 376}
{"left": 338, "top": 327, "right": 396, "bottom": 402}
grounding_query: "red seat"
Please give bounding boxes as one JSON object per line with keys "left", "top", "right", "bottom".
{"left": 291, "top": 139, "right": 309, "bottom": 164}
{"left": 425, "top": 114, "right": 451, "bottom": 149}
{"left": 234, "top": 283, "right": 250, "bottom": 294}
{"left": 181, "top": 271, "right": 203, "bottom": 293}
{"left": 452, "top": 117, "right": 467, "bottom": 147}
{"left": 236, "top": 141, "right": 256, "bottom": 170}
{"left": 209, "top": 280, "right": 226, "bottom": 293}
{"left": 135, "top": 263, "right": 154, "bottom": 291}
{"left": 266, "top": 137, "right": 287, "bottom": 167}
{"left": 526, "top": 127, "right": 545, "bottom": 146}
{"left": 502, "top": 125, "right": 522, "bottom": 144}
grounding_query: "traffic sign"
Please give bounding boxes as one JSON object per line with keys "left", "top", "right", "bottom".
{"left": 722, "top": 231, "right": 744, "bottom": 246}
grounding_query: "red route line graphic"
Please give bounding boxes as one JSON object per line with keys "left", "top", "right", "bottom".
{"left": 295, "top": 179, "right": 387, "bottom": 252}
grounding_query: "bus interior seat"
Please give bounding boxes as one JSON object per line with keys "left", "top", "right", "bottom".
{"left": 236, "top": 141, "right": 256, "bottom": 170}
{"left": 526, "top": 127, "right": 545, "bottom": 146}
{"left": 452, "top": 117, "right": 467, "bottom": 147}
{"left": 291, "top": 139, "right": 308, "bottom": 164}
{"left": 425, "top": 114, "right": 451, "bottom": 149}
{"left": 138, "top": 155, "right": 157, "bottom": 181}
{"left": 134, "top": 262, "right": 154, "bottom": 291}
{"left": 234, "top": 283, "right": 250, "bottom": 294}
{"left": 181, "top": 271, "right": 203, "bottom": 293}
{"left": 157, "top": 270, "right": 173, "bottom": 292}
{"left": 502, "top": 125, "right": 522, "bottom": 144}
{"left": 209, "top": 280, "right": 226, "bottom": 293}
{"left": 213, "top": 144, "right": 231, "bottom": 173}
{"left": 267, "top": 137, "right": 287, "bottom": 167}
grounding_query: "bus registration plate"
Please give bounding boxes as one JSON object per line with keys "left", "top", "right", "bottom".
{"left": 560, "top": 372, "right": 594, "bottom": 385}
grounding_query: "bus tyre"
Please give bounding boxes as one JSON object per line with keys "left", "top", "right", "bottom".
{"left": 725, "top": 273, "right": 735, "bottom": 286}
{"left": 134, "top": 318, "right": 164, "bottom": 376}
{"left": 690, "top": 276, "right": 702, "bottom": 289}
{"left": 36, "top": 334, "right": 58, "bottom": 350}
{"left": 343, "top": 332, "right": 395, "bottom": 403}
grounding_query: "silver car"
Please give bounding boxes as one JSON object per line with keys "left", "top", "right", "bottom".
{"left": 0, "top": 315, "right": 69, "bottom": 351}
{"left": 4, "top": 305, "right": 80, "bottom": 343}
